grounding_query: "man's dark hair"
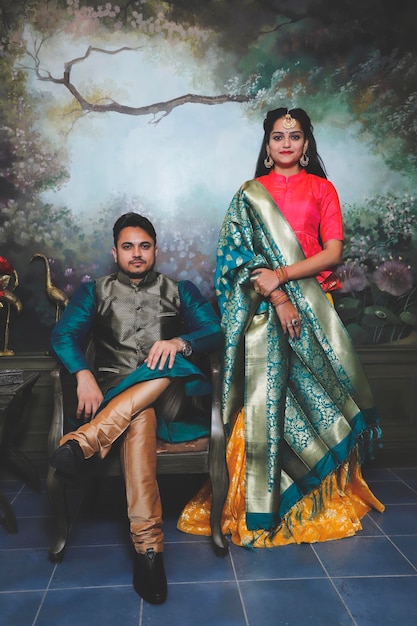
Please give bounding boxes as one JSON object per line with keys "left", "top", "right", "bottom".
{"left": 113, "top": 213, "right": 157, "bottom": 246}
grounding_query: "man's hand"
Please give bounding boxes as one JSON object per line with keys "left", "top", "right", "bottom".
{"left": 75, "top": 369, "right": 104, "bottom": 421}
{"left": 145, "top": 338, "right": 184, "bottom": 371}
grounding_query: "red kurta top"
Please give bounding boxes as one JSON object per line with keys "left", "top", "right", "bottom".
{"left": 256, "top": 169, "right": 343, "bottom": 291}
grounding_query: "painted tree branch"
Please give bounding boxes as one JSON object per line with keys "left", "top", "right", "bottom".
{"left": 29, "top": 43, "right": 253, "bottom": 122}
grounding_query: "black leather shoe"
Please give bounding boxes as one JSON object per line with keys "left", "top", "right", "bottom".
{"left": 50, "top": 440, "right": 85, "bottom": 479}
{"left": 133, "top": 549, "right": 167, "bottom": 604}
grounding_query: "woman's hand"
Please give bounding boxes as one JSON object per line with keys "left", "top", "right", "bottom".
{"left": 274, "top": 300, "right": 301, "bottom": 340}
{"left": 251, "top": 268, "right": 279, "bottom": 297}
{"left": 251, "top": 239, "right": 343, "bottom": 296}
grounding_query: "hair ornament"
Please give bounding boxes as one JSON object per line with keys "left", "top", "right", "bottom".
{"left": 282, "top": 111, "right": 297, "bottom": 129}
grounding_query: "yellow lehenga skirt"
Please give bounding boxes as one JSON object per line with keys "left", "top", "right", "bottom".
{"left": 177, "top": 409, "right": 385, "bottom": 547}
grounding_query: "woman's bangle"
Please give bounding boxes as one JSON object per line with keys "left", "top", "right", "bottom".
{"left": 275, "top": 265, "right": 289, "bottom": 286}
{"left": 270, "top": 288, "right": 289, "bottom": 307}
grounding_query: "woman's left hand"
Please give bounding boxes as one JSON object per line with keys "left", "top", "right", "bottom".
{"left": 251, "top": 268, "right": 279, "bottom": 297}
{"left": 274, "top": 301, "right": 302, "bottom": 340}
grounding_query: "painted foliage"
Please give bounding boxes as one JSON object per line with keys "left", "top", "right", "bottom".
{"left": 0, "top": 0, "right": 416, "bottom": 350}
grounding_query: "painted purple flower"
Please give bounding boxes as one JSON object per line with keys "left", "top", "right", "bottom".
{"left": 336, "top": 261, "right": 369, "bottom": 293}
{"left": 373, "top": 260, "right": 413, "bottom": 296}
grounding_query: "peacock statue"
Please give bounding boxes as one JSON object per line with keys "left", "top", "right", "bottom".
{"left": 30, "top": 253, "right": 69, "bottom": 322}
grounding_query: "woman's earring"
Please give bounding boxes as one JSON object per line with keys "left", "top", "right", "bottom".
{"left": 300, "top": 152, "right": 310, "bottom": 167}
{"left": 264, "top": 152, "right": 274, "bottom": 169}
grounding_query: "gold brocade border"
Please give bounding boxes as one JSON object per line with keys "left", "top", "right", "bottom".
{"left": 245, "top": 312, "right": 280, "bottom": 515}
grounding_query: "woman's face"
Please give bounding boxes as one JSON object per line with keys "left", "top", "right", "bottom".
{"left": 267, "top": 117, "right": 308, "bottom": 175}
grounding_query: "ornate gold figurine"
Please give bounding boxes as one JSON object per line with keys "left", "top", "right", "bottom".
{"left": 30, "top": 253, "right": 69, "bottom": 321}
{"left": 282, "top": 111, "right": 297, "bottom": 129}
{"left": 0, "top": 256, "right": 22, "bottom": 356}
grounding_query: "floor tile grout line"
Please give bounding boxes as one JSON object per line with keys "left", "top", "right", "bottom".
{"left": 31, "top": 563, "right": 59, "bottom": 626}
{"left": 138, "top": 597, "right": 144, "bottom": 626}
{"left": 329, "top": 574, "right": 417, "bottom": 579}
{"left": 389, "top": 471, "right": 417, "bottom": 495}
{"left": 228, "top": 546, "right": 251, "bottom": 626}
{"left": 0, "top": 589, "right": 48, "bottom": 595}
{"left": 390, "top": 468, "right": 417, "bottom": 480}
{"left": 34, "top": 584, "right": 135, "bottom": 592}
{"left": 384, "top": 536, "right": 417, "bottom": 573}
{"left": 0, "top": 544, "right": 80, "bottom": 553}
{"left": 311, "top": 544, "right": 358, "bottom": 626}
{"left": 5, "top": 573, "right": 416, "bottom": 596}
{"left": 9, "top": 483, "right": 26, "bottom": 505}
{"left": 368, "top": 508, "right": 416, "bottom": 541}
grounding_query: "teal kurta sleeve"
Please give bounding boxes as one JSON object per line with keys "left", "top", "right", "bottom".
{"left": 178, "top": 280, "right": 223, "bottom": 353}
{"left": 50, "top": 281, "right": 97, "bottom": 374}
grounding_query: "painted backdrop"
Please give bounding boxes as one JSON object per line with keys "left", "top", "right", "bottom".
{"left": 1, "top": 0, "right": 416, "bottom": 351}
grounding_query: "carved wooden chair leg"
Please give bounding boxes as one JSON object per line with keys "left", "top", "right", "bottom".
{"left": 210, "top": 482, "right": 229, "bottom": 553}
{"left": 46, "top": 466, "right": 70, "bottom": 562}
{"left": 209, "top": 438, "right": 229, "bottom": 553}
{"left": 208, "top": 351, "right": 229, "bottom": 554}
{"left": 208, "top": 352, "right": 229, "bottom": 554}
{"left": 0, "top": 491, "right": 17, "bottom": 533}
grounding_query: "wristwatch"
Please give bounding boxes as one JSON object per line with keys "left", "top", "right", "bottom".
{"left": 181, "top": 339, "right": 193, "bottom": 357}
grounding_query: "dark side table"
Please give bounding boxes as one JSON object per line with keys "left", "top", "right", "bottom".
{"left": 0, "top": 372, "right": 41, "bottom": 533}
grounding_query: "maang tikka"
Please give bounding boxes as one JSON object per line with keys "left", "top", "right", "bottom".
{"left": 282, "top": 111, "right": 297, "bottom": 129}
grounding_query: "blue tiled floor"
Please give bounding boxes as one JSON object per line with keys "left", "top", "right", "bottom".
{"left": 1, "top": 467, "right": 417, "bottom": 625}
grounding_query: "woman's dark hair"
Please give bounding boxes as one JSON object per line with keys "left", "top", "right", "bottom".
{"left": 113, "top": 212, "right": 157, "bottom": 246}
{"left": 254, "top": 107, "right": 327, "bottom": 179}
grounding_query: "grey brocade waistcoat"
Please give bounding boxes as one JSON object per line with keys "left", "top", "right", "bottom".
{"left": 93, "top": 270, "right": 185, "bottom": 392}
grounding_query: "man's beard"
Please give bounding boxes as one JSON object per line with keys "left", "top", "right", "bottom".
{"left": 125, "top": 269, "right": 149, "bottom": 279}
{"left": 123, "top": 260, "right": 155, "bottom": 280}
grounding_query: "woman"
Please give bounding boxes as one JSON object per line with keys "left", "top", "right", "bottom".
{"left": 178, "top": 108, "right": 384, "bottom": 547}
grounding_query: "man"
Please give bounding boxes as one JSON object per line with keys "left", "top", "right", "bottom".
{"left": 50, "top": 212, "right": 222, "bottom": 605}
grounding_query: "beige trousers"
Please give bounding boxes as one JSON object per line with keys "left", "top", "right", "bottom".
{"left": 60, "top": 378, "right": 171, "bottom": 554}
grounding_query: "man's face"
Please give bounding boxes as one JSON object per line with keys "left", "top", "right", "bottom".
{"left": 112, "top": 226, "right": 157, "bottom": 282}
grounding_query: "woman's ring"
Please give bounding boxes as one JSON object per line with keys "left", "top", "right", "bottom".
{"left": 292, "top": 319, "right": 299, "bottom": 327}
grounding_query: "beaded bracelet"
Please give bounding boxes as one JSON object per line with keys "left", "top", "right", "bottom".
{"left": 275, "top": 265, "right": 289, "bottom": 286}
{"left": 270, "top": 288, "right": 290, "bottom": 307}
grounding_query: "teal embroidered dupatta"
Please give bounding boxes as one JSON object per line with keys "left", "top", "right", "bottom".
{"left": 215, "top": 180, "right": 380, "bottom": 531}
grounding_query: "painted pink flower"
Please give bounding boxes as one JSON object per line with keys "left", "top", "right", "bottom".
{"left": 373, "top": 260, "right": 413, "bottom": 296}
{"left": 336, "top": 261, "right": 369, "bottom": 293}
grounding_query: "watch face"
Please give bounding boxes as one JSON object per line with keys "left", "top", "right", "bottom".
{"left": 182, "top": 340, "right": 192, "bottom": 357}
